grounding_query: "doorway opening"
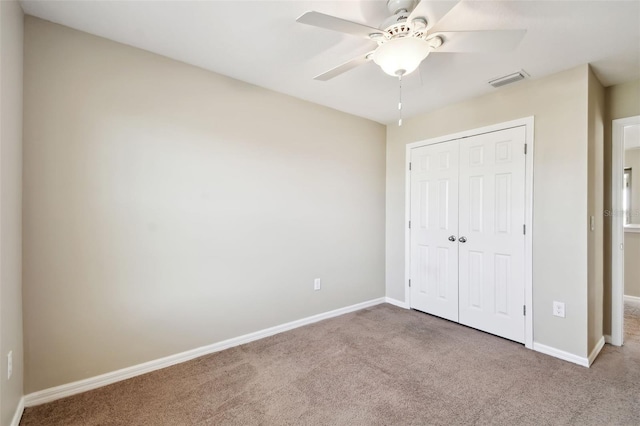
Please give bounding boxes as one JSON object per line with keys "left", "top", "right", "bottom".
{"left": 611, "top": 115, "right": 640, "bottom": 346}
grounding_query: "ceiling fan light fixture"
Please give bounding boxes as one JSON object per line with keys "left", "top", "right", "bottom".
{"left": 373, "top": 37, "right": 430, "bottom": 76}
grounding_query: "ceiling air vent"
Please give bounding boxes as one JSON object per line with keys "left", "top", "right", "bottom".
{"left": 488, "top": 70, "right": 529, "bottom": 88}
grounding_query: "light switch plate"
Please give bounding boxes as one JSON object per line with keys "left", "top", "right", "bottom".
{"left": 7, "top": 351, "right": 12, "bottom": 380}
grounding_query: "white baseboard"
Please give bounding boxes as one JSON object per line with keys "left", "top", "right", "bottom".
{"left": 624, "top": 294, "right": 640, "bottom": 303}
{"left": 24, "top": 297, "right": 386, "bottom": 407}
{"left": 604, "top": 334, "right": 612, "bottom": 344}
{"left": 10, "top": 397, "right": 24, "bottom": 426}
{"left": 533, "top": 342, "right": 589, "bottom": 367}
{"left": 588, "top": 336, "right": 605, "bottom": 366}
{"left": 385, "top": 297, "right": 409, "bottom": 309}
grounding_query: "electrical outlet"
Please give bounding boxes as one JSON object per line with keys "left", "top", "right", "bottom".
{"left": 7, "top": 351, "right": 12, "bottom": 380}
{"left": 314, "top": 278, "right": 321, "bottom": 291}
{"left": 553, "top": 301, "right": 565, "bottom": 318}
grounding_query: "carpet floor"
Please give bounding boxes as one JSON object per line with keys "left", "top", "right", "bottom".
{"left": 21, "top": 302, "right": 640, "bottom": 425}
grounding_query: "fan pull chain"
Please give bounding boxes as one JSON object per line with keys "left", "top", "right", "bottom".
{"left": 398, "top": 74, "right": 403, "bottom": 127}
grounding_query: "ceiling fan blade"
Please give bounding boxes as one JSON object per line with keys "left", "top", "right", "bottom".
{"left": 314, "top": 52, "right": 374, "bottom": 81}
{"left": 431, "top": 30, "right": 527, "bottom": 53}
{"left": 297, "top": 11, "right": 384, "bottom": 39}
{"left": 408, "top": 0, "right": 462, "bottom": 31}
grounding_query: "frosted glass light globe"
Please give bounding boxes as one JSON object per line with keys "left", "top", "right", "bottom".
{"left": 373, "top": 37, "right": 431, "bottom": 76}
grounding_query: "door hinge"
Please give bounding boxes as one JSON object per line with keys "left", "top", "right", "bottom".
{"left": 524, "top": 144, "right": 527, "bottom": 154}
{"left": 523, "top": 305, "right": 526, "bottom": 316}
{"left": 409, "top": 220, "right": 411, "bottom": 229}
{"left": 409, "top": 162, "right": 412, "bottom": 171}
{"left": 409, "top": 279, "right": 411, "bottom": 288}
{"left": 523, "top": 224, "right": 526, "bottom": 235}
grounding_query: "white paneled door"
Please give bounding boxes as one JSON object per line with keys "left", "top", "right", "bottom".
{"left": 458, "top": 127, "right": 526, "bottom": 343}
{"left": 410, "top": 126, "right": 526, "bottom": 343}
{"left": 410, "top": 142, "right": 460, "bottom": 322}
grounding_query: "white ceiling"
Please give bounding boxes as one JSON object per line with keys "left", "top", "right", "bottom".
{"left": 20, "top": 0, "right": 640, "bottom": 124}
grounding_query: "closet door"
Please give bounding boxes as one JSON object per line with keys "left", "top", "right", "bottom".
{"left": 409, "top": 142, "right": 459, "bottom": 322}
{"left": 457, "top": 127, "right": 526, "bottom": 343}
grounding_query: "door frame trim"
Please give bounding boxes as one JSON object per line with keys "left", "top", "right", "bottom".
{"left": 404, "top": 117, "right": 535, "bottom": 349}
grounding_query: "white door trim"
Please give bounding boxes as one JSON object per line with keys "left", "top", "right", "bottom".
{"left": 404, "top": 117, "right": 534, "bottom": 349}
{"left": 611, "top": 115, "right": 640, "bottom": 346}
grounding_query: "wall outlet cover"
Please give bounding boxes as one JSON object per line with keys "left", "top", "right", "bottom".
{"left": 553, "top": 301, "right": 566, "bottom": 318}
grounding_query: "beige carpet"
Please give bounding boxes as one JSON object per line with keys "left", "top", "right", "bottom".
{"left": 21, "top": 302, "right": 640, "bottom": 425}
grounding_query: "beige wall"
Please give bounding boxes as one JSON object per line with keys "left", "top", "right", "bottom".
{"left": 387, "top": 65, "right": 593, "bottom": 357}
{"left": 587, "top": 67, "right": 605, "bottom": 353}
{"left": 603, "top": 79, "right": 640, "bottom": 335}
{"left": 607, "top": 80, "right": 640, "bottom": 121}
{"left": 23, "top": 17, "right": 386, "bottom": 393}
{"left": 0, "top": 0, "right": 25, "bottom": 424}
{"left": 624, "top": 232, "right": 640, "bottom": 297}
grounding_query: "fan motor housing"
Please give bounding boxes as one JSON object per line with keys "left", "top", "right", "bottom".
{"left": 382, "top": 17, "right": 412, "bottom": 38}
{"left": 380, "top": 13, "right": 427, "bottom": 40}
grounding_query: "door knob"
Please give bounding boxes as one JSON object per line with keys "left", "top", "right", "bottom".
{"left": 448, "top": 235, "right": 456, "bottom": 242}
{"left": 458, "top": 236, "right": 467, "bottom": 243}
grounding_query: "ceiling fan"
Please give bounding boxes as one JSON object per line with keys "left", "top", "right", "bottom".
{"left": 297, "top": 0, "right": 527, "bottom": 81}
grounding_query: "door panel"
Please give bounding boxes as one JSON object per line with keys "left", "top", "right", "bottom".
{"left": 458, "top": 127, "right": 526, "bottom": 343}
{"left": 410, "top": 143, "right": 459, "bottom": 322}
